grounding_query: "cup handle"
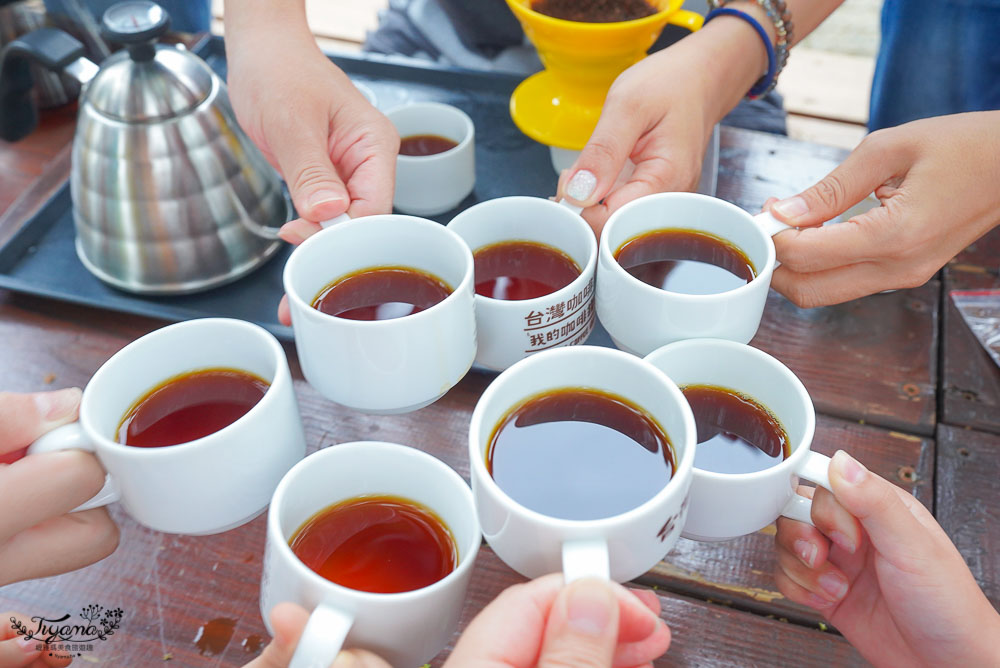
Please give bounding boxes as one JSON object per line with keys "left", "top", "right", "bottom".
{"left": 667, "top": 8, "right": 705, "bottom": 32}
{"left": 320, "top": 213, "right": 352, "bottom": 229}
{"left": 27, "top": 423, "right": 120, "bottom": 511}
{"left": 557, "top": 199, "right": 584, "bottom": 217}
{"left": 752, "top": 211, "right": 794, "bottom": 238}
{"left": 288, "top": 603, "right": 355, "bottom": 668}
{"left": 778, "top": 450, "right": 835, "bottom": 526}
{"left": 562, "top": 538, "right": 610, "bottom": 583}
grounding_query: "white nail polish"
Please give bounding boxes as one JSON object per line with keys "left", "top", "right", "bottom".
{"left": 566, "top": 170, "right": 597, "bottom": 202}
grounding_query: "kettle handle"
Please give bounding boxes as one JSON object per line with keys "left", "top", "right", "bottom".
{"left": 0, "top": 28, "right": 97, "bottom": 142}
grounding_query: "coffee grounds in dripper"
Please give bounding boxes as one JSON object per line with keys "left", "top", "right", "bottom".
{"left": 531, "top": 0, "right": 659, "bottom": 23}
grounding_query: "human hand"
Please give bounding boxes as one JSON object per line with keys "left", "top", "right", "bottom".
{"left": 0, "top": 613, "right": 72, "bottom": 667}
{"left": 774, "top": 450, "right": 1000, "bottom": 667}
{"left": 248, "top": 575, "right": 669, "bottom": 668}
{"left": 443, "top": 574, "right": 670, "bottom": 667}
{"left": 765, "top": 111, "right": 1000, "bottom": 307}
{"left": 0, "top": 389, "right": 119, "bottom": 586}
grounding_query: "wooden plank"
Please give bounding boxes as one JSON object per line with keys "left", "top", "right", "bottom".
{"left": 752, "top": 281, "right": 939, "bottom": 435}
{"left": 641, "top": 415, "right": 934, "bottom": 627}
{"left": 776, "top": 48, "right": 873, "bottom": 125}
{"left": 786, "top": 114, "right": 867, "bottom": 151}
{"left": 949, "top": 225, "right": 1000, "bottom": 273}
{"left": 211, "top": 0, "right": 386, "bottom": 44}
{"left": 936, "top": 424, "right": 1000, "bottom": 608}
{"left": 940, "top": 269, "right": 1000, "bottom": 434}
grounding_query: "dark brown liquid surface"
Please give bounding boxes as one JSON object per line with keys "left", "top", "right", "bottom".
{"left": 474, "top": 241, "right": 581, "bottom": 301}
{"left": 312, "top": 266, "right": 452, "bottom": 321}
{"left": 117, "top": 368, "right": 269, "bottom": 448}
{"left": 615, "top": 229, "right": 756, "bottom": 295}
{"left": 194, "top": 618, "right": 236, "bottom": 657}
{"left": 399, "top": 134, "right": 459, "bottom": 156}
{"left": 487, "top": 388, "right": 674, "bottom": 520}
{"left": 532, "top": 0, "right": 658, "bottom": 22}
{"left": 289, "top": 495, "right": 457, "bottom": 594}
{"left": 683, "top": 384, "right": 789, "bottom": 474}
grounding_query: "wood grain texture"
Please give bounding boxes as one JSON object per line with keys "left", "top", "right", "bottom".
{"left": 752, "top": 282, "right": 939, "bottom": 435}
{"left": 935, "top": 425, "right": 1000, "bottom": 609}
{"left": 950, "top": 225, "right": 1000, "bottom": 272}
{"left": 940, "top": 269, "right": 1000, "bottom": 434}
{"left": 641, "top": 416, "right": 934, "bottom": 627}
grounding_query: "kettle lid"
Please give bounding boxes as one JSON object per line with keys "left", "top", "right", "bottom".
{"left": 83, "top": 1, "right": 214, "bottom": 122}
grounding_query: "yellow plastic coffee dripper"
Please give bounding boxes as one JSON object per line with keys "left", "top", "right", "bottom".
{"left": 506, "top": 0, "right": 703, "bottom": 152}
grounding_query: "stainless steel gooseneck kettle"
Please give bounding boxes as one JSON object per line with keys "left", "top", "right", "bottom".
{"left": 0, "top": 1, "right": 288, "bottom": 294}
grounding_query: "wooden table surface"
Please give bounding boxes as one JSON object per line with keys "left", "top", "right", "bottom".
{"left": 2, "top": 79, "right": 999, "bottom": 668}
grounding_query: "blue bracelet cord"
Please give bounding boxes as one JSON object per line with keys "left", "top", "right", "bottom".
{"left": 704, "top": 7, "right": 777, "bottom": 99}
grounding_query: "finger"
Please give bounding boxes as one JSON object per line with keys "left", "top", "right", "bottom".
{"left": 775, "top": 514, "right": 831, "bottom": 570}
{"left": 0, "top": 508, "right": 119, "bottom": 586}
{"left": 271, "top": 120, "right": 350, "bottom": 224}
{"left": 771, "top": 206, "right": 896, "bottom": 274}
{"left": 810, "top": 486, "right": 863, "bottom": 555}
{"left": 334, "top": 121, "right": 398, "bottom": 219}
{"left": 537, "top": 578, "right": 619, "bottom": 668}
{"left": 776, "top": 545, "right": 849, "bottom": 604}
{"left": 277, "top": 296, "right": 292, "bottom": 328}
{"left": 0, "top": 450, "right": 106, "bottom": 543}
{"left": 561, "top": 95, "right": 650, "bottom": 208}
{"left": 0, "top": 389, "right": 81, "bottom": 454}
{"left": 771, "top": 261, "right": 913, "bottom": 309}
{"left": 581, "top": 157, "right": 688, "bottom": 235}
{"left": 774, "top": 569, "right": 837, "bottom": 612}
{"left": 768, "top": 134, "right": 908, "bottom": 228}
{"left": 0, "top": 621, "right": 42, "bottom": 668}
{"left": 330, "top": 650, "right": 393, "bottom": 668}
{"left": 246, "top": 603, "right": 310, "bottom": 668}
{"left": 827, "top": 450, "right": 939, "bottom": 569}
{"left": 628, "top": 588, "right": 661, "bottom": 616}
{"left": 611, "top": 617, "right": 670, "bottom": 668}
{"left": 278, "top": 218, "right": 324, "bottom": 246}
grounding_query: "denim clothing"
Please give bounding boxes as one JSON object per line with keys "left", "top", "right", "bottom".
{"left": 870, "top": 0, "right": 1000, "bottom": 130}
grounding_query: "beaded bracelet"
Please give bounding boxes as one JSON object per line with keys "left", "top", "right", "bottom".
{"left": 707, "top": 0, "right": 794, "bottom": 98}
{"left": 703, "top": 8, "right": 776, "bottom": 99}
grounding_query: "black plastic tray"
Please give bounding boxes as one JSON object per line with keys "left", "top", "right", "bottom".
{"left": 0, "top": 36, "right": 664, "bottom": 354}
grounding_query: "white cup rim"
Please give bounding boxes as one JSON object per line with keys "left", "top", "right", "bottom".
{"left": 600, "top": 192, "right": 777, "bottom": 301}
{"left": 386, "top": 102, "right": 475, "bottom": 164}
{"left": 282, "top": 215, "right": 475, "bottom": 329}
{"left": 79, "top": 318, "right": 289, "bottom": 458}
{"left": 448, "top": 196, "right": 598, "bottom": 308}
{"left": 644, "top": 338, "right": 817, "bottom": 481}
{"left": 268, "top": 441, "right": 481, "bottom": 602}
{"left": 468, "top": 345, "right": 697, "bottom": 528}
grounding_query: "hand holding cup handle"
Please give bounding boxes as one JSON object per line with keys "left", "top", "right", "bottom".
{"left": 779, "top": 451, "right": 833, "bottom": 525}
{"left": 287, "top": 605, "right": 354, "bottom": 668}
{"left": 27, "top": 423, "right": 120, "bottom": 511}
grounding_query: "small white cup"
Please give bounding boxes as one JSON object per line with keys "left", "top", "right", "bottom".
{"left": 261, "top": 441, "right": 481, "bottom": 668}
{"left": 597, "top": 192, "right": 791, "bottom": 356}
{"left": 468, "top": 346, "right": 696, "bottom": 583}
{"left": 447, "top": 196, "right": 598, "bottom": 371}
{"left": 385, "top": 102, "right": 476, "bottom": 216}
{"left": 644, "top": 338, "right": 831, "bottom": 542}
{"left": 283, "top": 214, "right": 477, "bottom": 414}
{"left": 27, "top": 318, "right": 306, "bottom": 535}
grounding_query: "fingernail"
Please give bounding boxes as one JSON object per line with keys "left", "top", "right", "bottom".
{"left": 818, "top": 572, "right": 848, "bottom": 601}
{"left": 566, "top": 579, "right": 613, "bottom": 636}
{"left": 306, "top": 189, "right": 346, "bottom": 212}
{"left": 806, "top": 593, "right": 834, "bottom": 609}
{"left": 34, "top": 387, "right": 82, "bottom": 422}
{"left": 794, "top": 539, "right": 817, "bottom": 568}
{"left": 566, "top": 170, "right": 597, "bottom": 202}
{"left": 772, "top": 196, "right": 808, "bottom": 218}
{"left": 834, "top": 450, "right": 867, "bottom": 486}
{"left": 278, "top": 225, "right": 308, "bottom": 246}
{"left": 331, "top": 650, "right": 357, "bottom": 668}
{"left": 830, "top": 530, "right": 856, "bottom": 554}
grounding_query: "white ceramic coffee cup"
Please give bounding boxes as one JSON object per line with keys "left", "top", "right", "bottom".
{"left": 447, "top": 196, "right": 598, "bottom": 371}
{"left": 385, "top": 102, "right": 476, "bottom": 216}
{"left": 468, "top": 345, "right": 696, "bottom": 583}
{"left": 27, "top": 318, "right": 306, "bottom": 535}
{"left": 261, "top": 441, "right": 481, "bottom": 668}
{"left": 644, "top": 338, "right": 832, "bottom": 542}
{"left": 597, "top": 192, "right": 792, "bottom": 356}
{"left": 283, "top": 214, "right": 477, "bottom": 414}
